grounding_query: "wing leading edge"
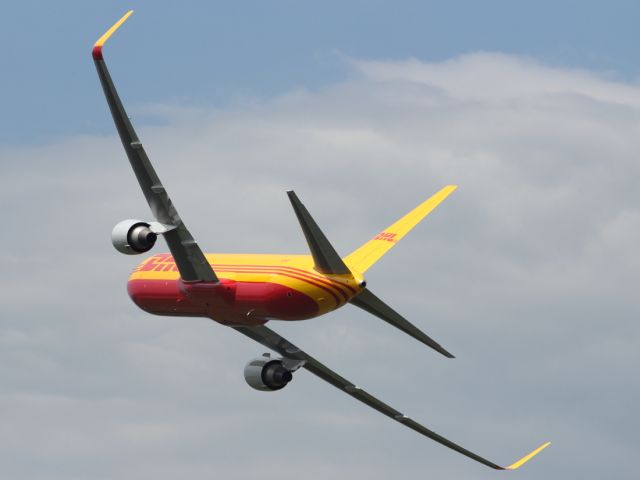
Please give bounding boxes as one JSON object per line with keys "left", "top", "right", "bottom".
{"left": 233, "top": 324, "right": 550, "bottom": 470}
{"left": 93, "top": 11, "right": 217, "bottom": 283}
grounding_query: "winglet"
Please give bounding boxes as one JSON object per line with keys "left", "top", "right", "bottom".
{"left": 503, "top": 441, "right": 551, "bottom": 470}
{"left": 93, "top": 10, "right": 133, "bottom": 60}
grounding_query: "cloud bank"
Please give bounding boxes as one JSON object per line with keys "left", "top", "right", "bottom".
{"left": 1, "top": 53, "right": 639, "bottom": 479}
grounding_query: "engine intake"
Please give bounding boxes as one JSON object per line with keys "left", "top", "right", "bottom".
{"left": 244, "top": 354, "right": 293, "bottom": 391}
{"left": 111, "top": 219, "right": 157, "bottom": 255}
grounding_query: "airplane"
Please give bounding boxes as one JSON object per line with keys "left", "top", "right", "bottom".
{"left": 93, "top": 11, "right": 550, "bottom": 470}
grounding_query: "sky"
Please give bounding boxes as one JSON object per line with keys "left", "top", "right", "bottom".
{"left": 1, "top": 1, "right": 639, "bottom": 479}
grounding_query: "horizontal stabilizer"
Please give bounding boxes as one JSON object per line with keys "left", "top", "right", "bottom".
{"left": 287, "top": 191, "right": 351, "bottom": 275}
{"left": 350, "top": 289, "right": 454, "bottom": 358}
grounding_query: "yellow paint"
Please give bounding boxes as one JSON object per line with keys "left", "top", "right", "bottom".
{"left": 130, "top": 253, "right": 362, "bottom": 315}
{"left": 344, "top": 185, "right": 457, "bottom": 274}
{"left": 505, "top": 441, "right": 551, "bottom": 470}
{"left": 128, "top": 185, "right": 457, "bottom": 316}
{"left": 94, "top": 10, "right": 133, "bottom": 48}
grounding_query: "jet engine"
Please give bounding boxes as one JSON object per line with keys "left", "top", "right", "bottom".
{"left": 111, "top": 219, "right": 157, "bottom": 255}
{"left": 244, "top": 354, "right": 295, "bottom": 391}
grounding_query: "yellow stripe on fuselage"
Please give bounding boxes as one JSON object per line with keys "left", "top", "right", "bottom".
{"left": 129, "top": 253, "right": 360, "bottom": 315}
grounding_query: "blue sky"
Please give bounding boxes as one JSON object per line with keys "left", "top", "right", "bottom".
{"left": 2, "top": 0, "right": 639, "bottom": 145}
{"left": 2, "top": 2, "right": 640, "bottom": 479}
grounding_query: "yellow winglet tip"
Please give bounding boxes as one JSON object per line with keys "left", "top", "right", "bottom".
{"left": 439, "top": 184, "right": 458, "bottom": 199}
{"left": 93, "top": 10, "right": 134, "bottom": 59}
{"left": 504, "top": 441, "right": 551, "bottom": 470}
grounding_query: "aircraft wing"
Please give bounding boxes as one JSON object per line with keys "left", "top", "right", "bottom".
{"left": 93, "top": 11, "right": 217, "bottom": 283}
{"left": 233, "top": 324, "right": 550, "bottom": 470}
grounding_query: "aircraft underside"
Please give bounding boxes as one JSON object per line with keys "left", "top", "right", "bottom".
{"left": 129, "top": 277, "right": 322, "bottom": 325}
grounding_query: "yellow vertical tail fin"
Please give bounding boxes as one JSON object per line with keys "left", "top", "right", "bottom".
{"left": 344, "top": 185, "right": 457, "bottom": 273}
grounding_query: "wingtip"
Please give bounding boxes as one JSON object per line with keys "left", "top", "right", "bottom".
{"left": 435, "top": 345, "right": 455, "bottom": 358}
{"left": 503, "top": 441, "right": 551, "bottom": 470}
{"left": 92, "top": 10, "right": 134, "bottom": 60}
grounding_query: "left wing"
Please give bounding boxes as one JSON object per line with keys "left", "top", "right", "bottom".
{"left": 93, "top": 11, "right": 217, "bottom": 283}
{"left": 233, "top": 324, "right": 550, "bottom": 470}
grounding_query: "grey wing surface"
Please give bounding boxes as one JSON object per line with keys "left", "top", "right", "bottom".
{"left": 93, "top": 13, "right": 217, "bottom": 283}
{"left": 350, "top": 288, "right": 454, "bottom": 358}
{"left": 234, "top": 324, "right": 522, "bottom": 470}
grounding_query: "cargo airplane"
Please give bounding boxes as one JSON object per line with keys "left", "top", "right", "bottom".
{"left": 94, "top": 11, "right": 550, "bottom": 470}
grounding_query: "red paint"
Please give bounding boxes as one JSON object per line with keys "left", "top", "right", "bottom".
{"left": 373, "top": 231, "right": 397, "bottom": 242}
{"left": 198, "top": 265, "right": 345, "bottom": 304}
{"left": 223, "top": 264, "right": 357, "bottom": 298}
{"left": 137, "top": 255, "right": 356, "bottom": 299}
{"left": 127, "top": 278, "right": 319, "bottom": 326}
{"left": 92, "top": 45, "right": 103, "bottom": 60}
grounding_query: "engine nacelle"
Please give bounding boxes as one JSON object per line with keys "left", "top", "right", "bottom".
{"left": 111, "top": 219, "right": 158, "bottom": 255}
{"left": 244, "top": 354, "right": 293, "bottom": 391}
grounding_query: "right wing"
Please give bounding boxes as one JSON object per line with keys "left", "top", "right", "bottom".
{"left": 233, "top": 324, "right": 550, "bottom": 470}
{"left": 93, "top": 11, "right": 217, "bottom": 283}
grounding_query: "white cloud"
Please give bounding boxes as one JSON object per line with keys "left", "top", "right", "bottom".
{"left": 354, "top": 53, "right": 640, "bottom": 105}
{"left": 1, "top": 53, "right": 639, "bottom": 479}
